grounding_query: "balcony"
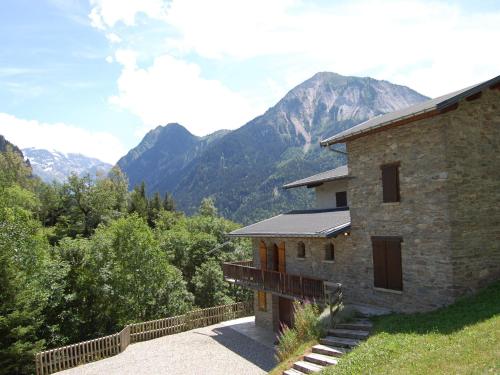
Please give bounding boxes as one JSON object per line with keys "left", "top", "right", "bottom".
{"left": 222, "top": 260, "right": 328, "bottom": 302}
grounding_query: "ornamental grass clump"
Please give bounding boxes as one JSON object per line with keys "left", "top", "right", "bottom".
{"left": 276, "top": 301, "right": 324, "bottom": 361}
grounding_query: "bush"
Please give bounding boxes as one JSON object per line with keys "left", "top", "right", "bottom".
{"left": 276, "top": 301, "right": 324, "bottom": 361}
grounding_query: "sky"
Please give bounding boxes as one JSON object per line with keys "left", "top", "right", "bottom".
{"left": 0, "top": 0, "right": 499, "bottom": 164}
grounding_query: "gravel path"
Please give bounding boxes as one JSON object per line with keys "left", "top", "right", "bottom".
{"left": 57, "top": 316, "right": 277, "bottom": 375}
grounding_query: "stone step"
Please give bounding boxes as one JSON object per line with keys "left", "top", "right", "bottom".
{"left": 312, "top": 344, "right": 347, "bottom": 357}
{"left": 283, "top": 368, "right": 306, "bottom": 375}
{"left": 293, "top": 360, "right": 324, "bottom": 374}
{"left": 320, "top": 336, "right": 361, "bottom": 348}
{"left": 304, "top": 352, "right": 339, "bottom": 366}
{"left": 328, "top": 328, "right": 370, "bottom": 340}
{"left": 335, "top": 320, "right": 373, "bottom": 331}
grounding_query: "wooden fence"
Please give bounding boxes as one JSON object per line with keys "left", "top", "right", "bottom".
{"left": 35, "top": 301, "right": 253, "bottom": 375}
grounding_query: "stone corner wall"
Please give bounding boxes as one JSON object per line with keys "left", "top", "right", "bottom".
{"left": 444, "top": 88, "right": 500, "bottom": 294}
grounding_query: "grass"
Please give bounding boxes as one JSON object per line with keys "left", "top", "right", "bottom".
{"left": 321, "top": 281, "right": 500, "bottom": 374}
{"left": 268, "top": 339, "right": 317, "bottom": 375}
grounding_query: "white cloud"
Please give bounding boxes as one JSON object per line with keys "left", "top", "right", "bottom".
{"left": 89, "top": 0, "right": 500, "bottom": 135}
{"left": 88, "top": 0, "right": 169, "bottom": 29}
{"left": 106, "top": 32, "right": 122, "bottom": 43}
{"left": 0, "top": 113, "right": 126, "bottom": 164}
{"left": 160, "top": 0, "right": 500, "bottom": 97}
{"left": 109, "top": 50, "right": 260, "bottom": 135}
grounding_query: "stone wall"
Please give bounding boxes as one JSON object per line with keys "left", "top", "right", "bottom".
{"left": 345, "top": 106, "right": 456, "bottom": 312}
{"left": 444, "top": 88, "right": 500, "bottom": 293}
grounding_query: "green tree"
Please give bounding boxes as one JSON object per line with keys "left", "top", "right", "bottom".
{"left": 198, "top": 197, "right": 218, "bottom": 217}
{"left": 128, "top": 182, "right": 148, "bottom": 219}
{"left": 0, "top": 186, "right": 67, "bottom": 375}
{"left": 82, "top": 215, "right": 193, "bottom": 333}
{"left": 192, "top": 260, "right": 233, "bottom": 307}
{"left": 147, "top": 191, "right": 162, "bottom": 227}
{"left": 162, "top": 192, "right": 176, "bottom": 211}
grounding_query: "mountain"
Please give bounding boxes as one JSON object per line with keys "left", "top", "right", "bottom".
{"left": 118, "top": 72, "right": 428, "bottom": 223}
{"left": 118, "top": 124, "right": 229, "bottom": 193}
{"left": 1, "top": 135, "right": 24, "bottom": 156}
{"left": 23, "top": 148, "right": 112, "bottom": 183}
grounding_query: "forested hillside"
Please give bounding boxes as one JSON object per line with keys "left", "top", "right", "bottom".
{"left": 0, "top": 149, "right": 250, "bottom": 375}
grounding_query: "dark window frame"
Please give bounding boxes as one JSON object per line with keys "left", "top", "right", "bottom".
{"left": 324, "top": 243, "right": 335, "bottom": 261}
{"left": 381, "top": 162, "right": 401, "bottom": 203}
{"left": 297, "top": 242, "right": 306, "bottom": 258}
{"left": 335, "top": 191, "right": 348, "bottom": 207}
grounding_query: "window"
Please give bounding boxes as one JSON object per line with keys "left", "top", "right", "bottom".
{"left": 381, "top": 163, "right": 400, "bottom": 202}
{"left": 336, "top": 191, "right": 348, "bottom": 207}
{"left": 297, "top": 242, "right": 306, "bottom": 258}
{"left": 372, "top": 237, "right": 403, "bottom": 291}
{"left": 258, "top": 291, "right": 267, "bottom": 311}
{"left": 325, "top": 243, "right": 335, "bottom": 261}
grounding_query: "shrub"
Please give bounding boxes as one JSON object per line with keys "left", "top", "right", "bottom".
{"left": 276, "top": 301, "right": 324, "bottom": 361}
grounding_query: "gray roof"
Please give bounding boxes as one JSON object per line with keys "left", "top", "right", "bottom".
{"left": 320, "top": 74, "right": 500, "bottom": 146}
{"left": 282, "top": 165, "right": 349, "bottom": 189}
{"left": 228, "top": 208, "right": 350, "bottom": 238}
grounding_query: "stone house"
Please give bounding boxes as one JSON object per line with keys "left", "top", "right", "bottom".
{"left": 223, "top": 75, "right": 500, "bottom": 332}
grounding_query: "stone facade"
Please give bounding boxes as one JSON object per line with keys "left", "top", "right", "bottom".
{"left": 251, "top": 88, "right": 500, "bottom": 326}
{"left": 444, "top": 88, "right": 500, "bottom": 293}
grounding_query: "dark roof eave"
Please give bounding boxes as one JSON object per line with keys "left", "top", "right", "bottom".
{"left": 228, "top": 223, "right": 351, "bottom": 239}
{"left": 282, "top": 175, "right": 352, "bottom": 190}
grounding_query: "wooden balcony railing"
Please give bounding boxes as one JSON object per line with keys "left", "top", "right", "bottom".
{"left": 222, "top": 261, "right": 326, "bottom": 302}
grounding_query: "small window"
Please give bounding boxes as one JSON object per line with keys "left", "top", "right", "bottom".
{"left": 381, "top": 164, "right": 400, "bottom": 203}
{"left": 372, "top": 237, "right": 403, "bottom": 291}
{"left": 336, "top": 191, "right": 347, "bottom": 207}
{"left": 325, "top": 243, "right": 335, "bottom": 261}
{"left": 297, "top": 242, "right": 306, "bottom": 258}
{"left": 258, "top": 291, "right": 267, "bottom": 311}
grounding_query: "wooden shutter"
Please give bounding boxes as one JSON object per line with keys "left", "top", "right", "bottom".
{"left": 258, "top": 291, "right": 267, "bottom": 311}
{"left": 381, "top": 164, "right": 400, "bottom": 202}
{"left": 278, "top": 242, "right": 286, "bottom": 273}
{"left": 372, "top": 238, "right": 387, "bottom": 288}
{"left": 259, "top": 241, "right": 267, "bottom": 270}
{"left": 386, "top": 239, "right": 403, "bottom": 291}
{"left": 336, "top": 191, "right": 348, "bottom": 207}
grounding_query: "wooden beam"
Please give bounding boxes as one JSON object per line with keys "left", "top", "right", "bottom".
{"left": 465, "top": 91, "right": 482, "bottom": 101}
{"left": 439, "top": 102, "right": 459, "bottom": 114}
{"left": 490, "top": 82, "right": 500, "bottom": 90}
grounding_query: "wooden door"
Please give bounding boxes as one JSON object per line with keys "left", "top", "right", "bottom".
{"left": 278, "top": 242, "right": 286, "bottom": 273}
{"left": 259, "top": 241, "right": 267, "bottom": 270}
{"left": 279, "top": 297, "right": 294, "bottom": 329}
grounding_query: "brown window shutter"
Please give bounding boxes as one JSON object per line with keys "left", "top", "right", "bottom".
{"left": 386, "top": 239, "right": 403, "bottom": 291}
{"left": 381, "top": 164, "right": 400, "bottom": 202}
{"left": 372, "top": 238, "right": 387, "bottom": 288}
{"left": 258, "top": 291, "right": 267, "bottom": 311}
{"left": 259, "top": 241, "right": 267, "bottom": 270}
{"left": 278, "top": 242, "right": 286, "bottom": 273}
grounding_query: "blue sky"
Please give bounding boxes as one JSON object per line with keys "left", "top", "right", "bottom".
{"left": 0, "top": 0, "right": 499, "bottom": 163}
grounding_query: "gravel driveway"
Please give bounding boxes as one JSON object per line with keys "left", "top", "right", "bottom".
{"left": 57, "top": 316, "right": 277, "bottom": 375}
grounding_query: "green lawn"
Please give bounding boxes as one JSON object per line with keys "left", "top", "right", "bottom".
{"left": 321, "top": 281, "right": 500, "bottom": 375}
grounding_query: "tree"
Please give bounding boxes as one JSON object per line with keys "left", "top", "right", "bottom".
{"left": 147, "top": 192, "right": 162, "bottom": 227}
{"left": 82, "top": 215, "right": 193, "bottom": 333}
{"left": 128, "top": 182, "right": 148, "bottom": 219}
{"left": 192, "top": 260, "right": 232, "bottom": 308}
{"left": 0, "top": 186, "right": 67, "bottom": 375}
{"left": 198, "top": 197, "right": 218, "bottom": 217}
{"left": 162, "top": 192, "right": 176, "bottom": 211}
